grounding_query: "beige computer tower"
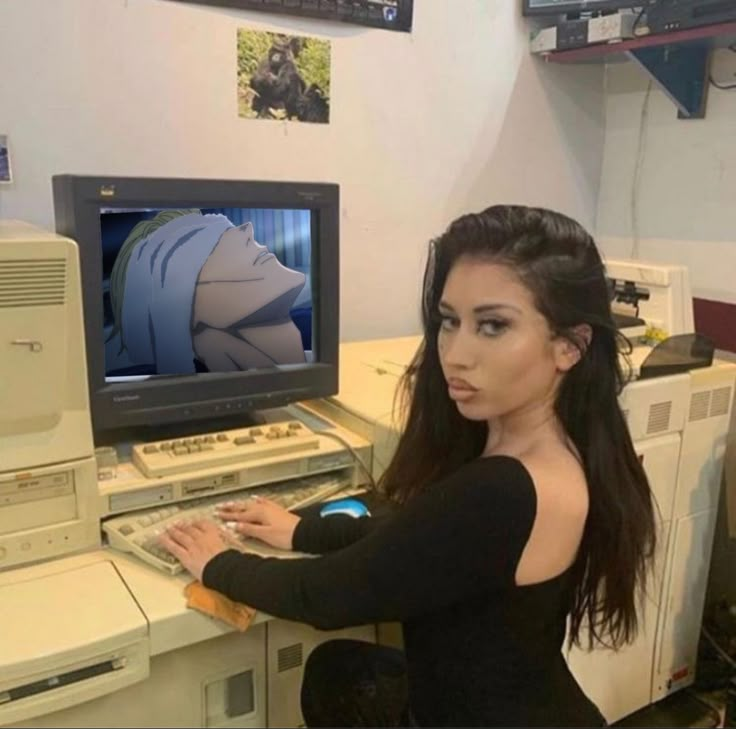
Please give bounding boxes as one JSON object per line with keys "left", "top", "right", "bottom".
{"left": 0, "top": 220, "right": 99, "bottom": 569}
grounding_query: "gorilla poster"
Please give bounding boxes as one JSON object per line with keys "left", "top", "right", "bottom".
{"left": 237, "top": 29, "right": 331, "bottom": 124}
{"left": 0, "top": 135, "right": 12, "bottom": 184}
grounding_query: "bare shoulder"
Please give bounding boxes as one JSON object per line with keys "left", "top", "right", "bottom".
{"left": 513, "top": 446, "right": 589, "bottom": 586}
{"left": 522, "top": 446, "right": 589, "bottom": 521}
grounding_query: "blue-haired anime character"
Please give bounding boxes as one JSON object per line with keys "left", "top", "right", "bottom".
{"left": 106, "top": 210, "right": 306, "bottom": 375}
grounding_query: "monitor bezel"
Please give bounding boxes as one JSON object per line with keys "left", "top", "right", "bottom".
{"left": 522, "top": 0, "right": 639, "bottom": 16}
{"left": 53, "top": 174, "right": 339, "bottom": 436}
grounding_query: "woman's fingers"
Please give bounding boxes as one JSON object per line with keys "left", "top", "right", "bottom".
{"left": 159, "top": 530, "right": 188, "bottom": 558}
{"left": 159, "top": 520, "right": 216, "bottom": 552}
{"left": 218, "top": 495, "right": 284, "bottom": 514}
{"left": 217, "top": 500, "right": 249, "bottom": 513}
{"left": 234, "top": 522, "right": 266, "bottom": 538}
{"left": 218, "top": 501, "right": 272, "bottom": 524}
{"left": 254, "top": 495, "right": 281, "bottom": 507}
{"left": 166, "top": 523, "right": 197, "bottom": 546}
{"left": 189, "top": 519, "right": 214, "bottom": 534}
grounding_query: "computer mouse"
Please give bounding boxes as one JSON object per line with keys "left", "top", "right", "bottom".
{"left": 319, "top": 498, "right": 371, "bottom": 519}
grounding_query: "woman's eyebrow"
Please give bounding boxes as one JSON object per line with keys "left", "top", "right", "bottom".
{"left": 473, "top": 303, "right": 522, "bottom": 315}
{"left": 438, "top": 300, "right": 521, "bottom": 314}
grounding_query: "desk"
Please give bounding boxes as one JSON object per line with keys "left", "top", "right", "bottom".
{"left": 1, "top": 548, "right": 375, "bottom": 728}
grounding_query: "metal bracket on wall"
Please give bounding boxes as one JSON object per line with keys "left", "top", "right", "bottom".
{"left": 540, "top": 22, "right": 736, "bottom": 120}
{"left": 628, "top": 41, "right": 711, "bottom": 119}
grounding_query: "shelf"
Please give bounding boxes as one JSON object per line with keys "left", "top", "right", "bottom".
{"left": 542, "top": 21, "right": 736, "bottom": 119}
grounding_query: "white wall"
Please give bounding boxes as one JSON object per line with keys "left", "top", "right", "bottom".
{"left": 0, "top": 0, "right": 605, "bottom": 341}
{"left": 595, "top": 58, "right": 736, "bottom": 601}
{"left": 596, "top": 59, "right": 736, "bottom": 305}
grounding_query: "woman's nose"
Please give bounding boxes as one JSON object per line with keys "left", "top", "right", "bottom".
{"left": 442, "top": 330, "right": 476, "bottom": 369}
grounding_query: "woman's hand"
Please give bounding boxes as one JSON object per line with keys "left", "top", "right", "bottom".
{"left": 159, "top": 519, "right": 230, "bottom": 582}
{"left": 216, "top": 495, "right": 301, "bottom": 551}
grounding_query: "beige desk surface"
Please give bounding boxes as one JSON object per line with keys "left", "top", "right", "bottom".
{"left": 0, "top": 547, "right": 271, "bottom": 658}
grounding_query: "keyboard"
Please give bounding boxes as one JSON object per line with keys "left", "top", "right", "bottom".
{"left": 131, "top": 419, "right": 320, "bottom": 478}
{"left": 103, "top": 472, "right": 350, "bottom": 574}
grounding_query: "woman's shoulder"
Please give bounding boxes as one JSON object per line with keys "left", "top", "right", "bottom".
{"left": 521, "top": 445, "right": 589, "bottom": 521}
{"left": 515, "top": 447, "right": 590, "bottom": 585}
{"left": 452, "top": 453, "right": 535, "bottom": 486}
{"left": 451, "top": 448, "right": 588, "bottom": 524}
{"left": 442, "top": 455, "right": 539, "bottom": 516}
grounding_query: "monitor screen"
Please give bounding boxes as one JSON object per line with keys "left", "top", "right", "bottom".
{"left": 100, "top": 206, "right": 315, "bottom": 379}
{"left": 53, "top": 176, "right": 339, "bottom": 436}
{"left": 522, "top": 0, "right": 638, "bottom": 15}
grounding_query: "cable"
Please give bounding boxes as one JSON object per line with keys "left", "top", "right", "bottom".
{"left": 632, "top": 6, "right": 648, "bottom": 36}
{"left": 685, "top": 689, "right": 724, "bottom": 727}
{"left": 630, "top": 80, "right": 653, "bottom": 259}
{"left": 703, "top": 626, "right": 736, "bottom": 671}
{"left": 710, "top": 77, "right": 736, "bottom": 91}
{"left": 709, "top": 43, "right": 736, "bottom": 90}
{"left": 316, "top": 430, "right": 377, "bottom": 491}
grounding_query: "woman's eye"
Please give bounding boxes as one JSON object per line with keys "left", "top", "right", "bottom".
{"left": 478, "top": 319, "right": 508, "bottom": 336}
{"left": 439, "top": 315, "right": 458, "bottom": 331}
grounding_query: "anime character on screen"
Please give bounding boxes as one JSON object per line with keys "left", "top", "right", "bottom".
{"left": 106, "top": 210, "right": 307, "bottom": 375}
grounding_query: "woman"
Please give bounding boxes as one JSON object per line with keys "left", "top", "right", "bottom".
{"left": 160, "top": 205, "right": 656, "bottom": 727}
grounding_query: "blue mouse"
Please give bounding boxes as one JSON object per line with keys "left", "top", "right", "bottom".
{"left": 319, "top": 498, "right": 371, "bottom": 519}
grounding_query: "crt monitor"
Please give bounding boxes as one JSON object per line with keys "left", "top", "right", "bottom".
{"left": 53, "top": 175, "right": 339, "bottom": 436}
{"left": 522, "top": 0, "right": 639, "bottom": 15}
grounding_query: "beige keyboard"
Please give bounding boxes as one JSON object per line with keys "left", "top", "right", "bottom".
{"left": 131, "top": 420, "right": 320, "bottom": 478}
{"left": 102, "top": 472, "right": 350, "bottom": 574}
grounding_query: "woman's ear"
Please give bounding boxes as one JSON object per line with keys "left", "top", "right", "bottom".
{"left": 554, "top": 324, "right": 592, "bottom": 372}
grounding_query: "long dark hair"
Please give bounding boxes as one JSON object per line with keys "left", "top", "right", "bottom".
{"left": 379, "top": 205, "right": 656, "bottom": 650}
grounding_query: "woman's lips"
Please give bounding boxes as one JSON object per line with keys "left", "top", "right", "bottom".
{"left": 447, "top": 378, "right": 478, "bottom": 401}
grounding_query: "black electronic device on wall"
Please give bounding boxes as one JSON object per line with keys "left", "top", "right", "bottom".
{"left": 522, "top": 0, "right": 637, "bottom": 16}
{"left": 169, "top": 0, "right": 413, "bottom": 32}
{"left": 556, "top": 17, "right": 590, "bottom": 47}
{"left": 646, "top": 0, "right": 736, "bottom": 34}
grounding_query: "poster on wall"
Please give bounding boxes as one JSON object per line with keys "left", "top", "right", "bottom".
{"left": 169, "top": 0, "right": 413, "bottom": 33}
{"left": 0, "top": 135, "right": 12, "bottom": 184}
{"left": 238, "top": 29, "right": 331, "bottom": 124}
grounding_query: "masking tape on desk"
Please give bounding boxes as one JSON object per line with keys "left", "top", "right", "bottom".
{"left": 184, "top": 581, "right": 256, "bottom": 631}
